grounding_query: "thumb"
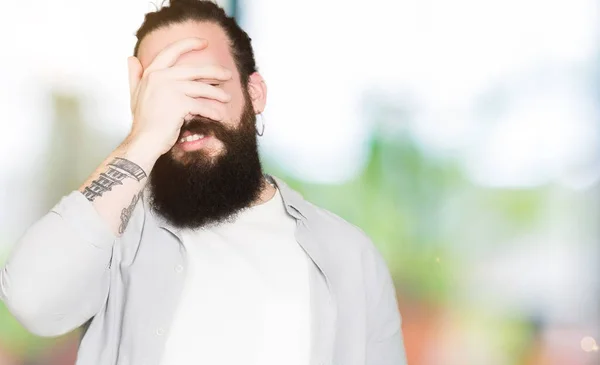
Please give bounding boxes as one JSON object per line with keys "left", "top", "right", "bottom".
{"left": 127, "top": 56, "right": 143, "bottom": 97}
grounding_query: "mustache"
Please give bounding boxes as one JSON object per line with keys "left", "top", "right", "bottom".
{"left": 178, "top": 117, "right": 230, "bottom": 140}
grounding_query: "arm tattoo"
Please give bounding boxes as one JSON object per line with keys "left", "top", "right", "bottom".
{"left": 119, "top": 193, "right": 141, "bottom": 235}
{"left": 83, "top": 158, "right": 147, "bottom": 202}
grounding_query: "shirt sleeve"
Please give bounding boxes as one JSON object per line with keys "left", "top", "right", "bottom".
{"left": 0, "top": 191, "right": 116, "bottom": 337}
{"left": 364, "top": 241, "right": 408, "bottom": 365}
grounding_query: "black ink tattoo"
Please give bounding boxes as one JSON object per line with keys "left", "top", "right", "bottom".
{"left": 83, "top": 158, "right": 147, "bottom": 202}
{"left": 119, "top": 193, "right": 141, "bottom": 235}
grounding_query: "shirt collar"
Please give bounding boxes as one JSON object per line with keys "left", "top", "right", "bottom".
{"left": 268, "top": 175, "right": 309, "bottom": 221}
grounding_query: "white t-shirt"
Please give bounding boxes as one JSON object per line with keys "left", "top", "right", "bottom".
{"left": 160, "top": 188, "right": 312, "bottom": 365}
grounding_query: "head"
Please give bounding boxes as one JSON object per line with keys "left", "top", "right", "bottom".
{"left": 133, "top": 0, "right": 268, "bottom": 229}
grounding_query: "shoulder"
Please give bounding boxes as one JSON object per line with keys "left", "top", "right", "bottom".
{"left": 303, "top": 200, "right": 371, "bottom": 246}
{"left": 300, "top": 200, "right": 387, "bottom": 267}
{"left": 272, "top": 175, "right": 389, "bottom": 270}
{"left": 301, "top": 200, "right": 395, "bottom": 299}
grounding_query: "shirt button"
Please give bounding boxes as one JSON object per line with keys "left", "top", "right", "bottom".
{"left": 175, "top": 265, "right": 184, "bottom": 273}
{"left": 155, "top": 328, "right": 165, "bottom": 336}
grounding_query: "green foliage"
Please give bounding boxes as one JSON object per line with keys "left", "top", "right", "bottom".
{"left": 0, "top": 302, "right": 50, "bottom": 359}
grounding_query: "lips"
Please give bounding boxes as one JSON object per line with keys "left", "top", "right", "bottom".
{"left": 177, "top": 117, "right": 228, "bottom": 147}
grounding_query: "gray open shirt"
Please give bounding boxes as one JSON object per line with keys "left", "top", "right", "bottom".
{"left": 1, "top": 176, "right": 407, "bottom": 365}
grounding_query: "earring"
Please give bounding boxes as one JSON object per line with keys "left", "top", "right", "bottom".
{"left": 256, "top": 113, "right": 266, "bottom": 136}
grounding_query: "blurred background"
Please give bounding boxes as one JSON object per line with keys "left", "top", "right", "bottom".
{"left": 0, "top": 0, "right": 599, "bottom": 364}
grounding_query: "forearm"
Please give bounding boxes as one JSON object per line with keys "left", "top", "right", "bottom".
{"left": 78, "top": 136, "right": 160, "bottom": 236}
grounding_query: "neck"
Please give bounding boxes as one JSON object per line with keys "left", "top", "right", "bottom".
{"left": 252, "top": 177, "right": 277, "bottom": 206}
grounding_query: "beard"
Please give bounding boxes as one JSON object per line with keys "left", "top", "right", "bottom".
{"left": 148, "top": 96, "right": 264, "bottom": 229}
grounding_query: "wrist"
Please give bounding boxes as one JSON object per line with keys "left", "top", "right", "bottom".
{"left": 120, "top": 134, "right": 162, "bottom": 175}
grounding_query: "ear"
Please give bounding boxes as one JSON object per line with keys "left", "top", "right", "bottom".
{"left": 247, "top": 72, "right": 267, "bottom": 114}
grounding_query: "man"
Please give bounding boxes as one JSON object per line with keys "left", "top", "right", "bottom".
{"left": 0, "top": 1, "right": 407, "bottom": 364}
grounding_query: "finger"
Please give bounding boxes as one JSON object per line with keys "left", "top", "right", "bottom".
{"left": 166, "top": 65, "right": 233, "bottom": 82}
{"left": 144, "top": 38, "right": 208, "bottom": 75}
{"left": 127, "top": 56, "right": 143, "bottom": 96}
{"left": 179, "top": 81, "right": 231, "bottom": 103}
{"left": 185, "top": 99, "right": 223, "bottom": 121}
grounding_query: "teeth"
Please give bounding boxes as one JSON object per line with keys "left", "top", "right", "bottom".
{"left": 179, "top": 134, "right": 205, "bottom": 143}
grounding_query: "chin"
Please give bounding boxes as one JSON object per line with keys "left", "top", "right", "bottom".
{"left": 172, "top": 148, "right": 225, "bottom": 166}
